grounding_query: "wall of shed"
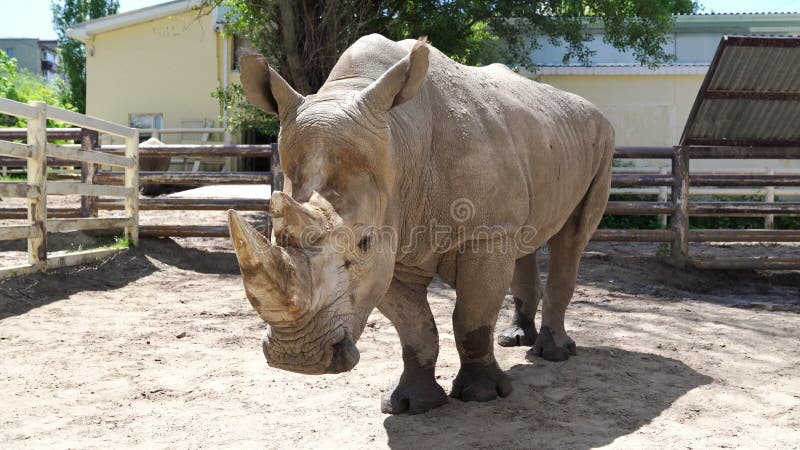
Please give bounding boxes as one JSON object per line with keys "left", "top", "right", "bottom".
{"left": 538, "top": 73, "right": 800, "bottom": 171}
{"left": 537, "top": 73, "right": 704, "bottom": 147}
{"left": 85, "top": 8, "right": 222, "bottom": 143}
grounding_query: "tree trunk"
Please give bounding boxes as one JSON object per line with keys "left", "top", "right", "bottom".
{"left": 275, "top": 0, "right": 312, "bottom": 95}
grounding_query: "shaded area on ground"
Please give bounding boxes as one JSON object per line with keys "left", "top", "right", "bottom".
{"left": 0, "top": 238, "right": 798, "bottom": 448}
{"left": 384, "top": 347, "right": 711, "bottom": 450}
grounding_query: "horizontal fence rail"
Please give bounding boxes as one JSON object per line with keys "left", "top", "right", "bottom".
{"left": 0, "top": 127, "right": 82, "bottom": 141}
{"left": 3, "top": 127, "right": 799, "bottom": 271}
{"left": 600, "top": 145, "right": 800, "bottom": 269}
{"left": 0, "top": 98, "right": 138, "bottom": 279}
{"left": 93, "top": 171, "right": 272, "bottom": 185}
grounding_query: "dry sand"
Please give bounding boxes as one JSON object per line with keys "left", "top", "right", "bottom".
{"left": 1, "top": 192, "right": 799, "bottom": 448}
{"left": 1, "top": 231, "right": 798, "bottom": 449}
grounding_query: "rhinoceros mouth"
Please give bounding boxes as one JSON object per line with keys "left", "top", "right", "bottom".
{"left": 261, "top": 328, "right": 360, "bottom": 375}
{"left": 327, "top": 333, "right": 361, "bottom": 373}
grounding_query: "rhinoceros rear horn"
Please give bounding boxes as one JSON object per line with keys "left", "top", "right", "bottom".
{"left": 359, "top": 37, "right": 429, "bottom": 112}
{"left": 228, "top": 210, "right": 311, "bottom": 325}
{"left": 270, "top": 191, "right": 338, "bottom": 247}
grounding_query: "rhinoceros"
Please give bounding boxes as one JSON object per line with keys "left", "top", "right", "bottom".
{"left": 227, "top": 34, "right": 613, "bottom": 414}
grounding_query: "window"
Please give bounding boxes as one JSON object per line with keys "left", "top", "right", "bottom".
{"left": 129, "top": 113, "right": 164, "bottom": 142}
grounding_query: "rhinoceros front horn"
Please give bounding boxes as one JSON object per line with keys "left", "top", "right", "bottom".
{"left": 228, "top": 210, "right": 311, "bottom": 325}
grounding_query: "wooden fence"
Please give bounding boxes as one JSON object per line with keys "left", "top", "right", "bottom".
{"left": 88, "top": 142, "right": 800, "bottom": 269}
{"left": 0, "top": 99, "right": 138, "bottom": 279}
{"left": 2, "top": 122, "right": 799, "bottom": 270}
{"left": 599, "top": 146, "right": 800, "bottom": 269}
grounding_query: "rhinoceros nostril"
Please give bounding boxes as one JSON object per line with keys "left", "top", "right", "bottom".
{"left": 328, "top": 335, "right": 360, "bottom": 374}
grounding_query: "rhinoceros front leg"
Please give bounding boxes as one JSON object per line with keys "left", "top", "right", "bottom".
{"left": 377, "top": 277, "right": 448, "bottom": 415}
{"left": 450, "top": 247, "right": 514, "bottom": 402}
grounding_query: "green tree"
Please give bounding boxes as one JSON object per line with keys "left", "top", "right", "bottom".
{"left": 212, "top": 0, "right": 698, "bottom": 96}
{"left": 209, "top": 0, "right": 697, "bottom": 137}
{"left": 0, "top": 49, "right": 73, "bottom": 127}
{"left": 0, "top": 49, "right": 21, "bottom": 126}
{"left": 51, "top": 0, "right": 119, "bottom": 113}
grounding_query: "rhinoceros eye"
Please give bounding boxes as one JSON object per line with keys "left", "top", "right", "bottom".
{"left": 358, "top": 236, "right": 372, "bottom": 253}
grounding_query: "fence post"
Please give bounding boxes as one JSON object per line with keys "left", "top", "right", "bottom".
{"left": 124, "top": 131, "right": 139, "bottom": 246}
{"left": 27, "top": 101, "right": 47, "bottom": 270}
{"left": 765, "top": 168, "right": 775, "bottom": 230}
{"left": 671, "top": 145, "right": 690, "bottom": 267}
{"left": 658, "top": 165, "right": 668, "bottom": 229}
{"left": 265, "top": 142, "right": 283, "bottom": 239}
{"left": 80, "top": 128, "right": 99, "bottom": 218}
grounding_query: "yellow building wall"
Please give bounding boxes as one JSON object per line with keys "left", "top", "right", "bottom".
{"left": 86, "top": 8, "right": 223, "bottom": 143}
{"left": 537, "top": 74, "right": 704, "bottom": 147}
{"left": 538, "top": 74, "right": 800, "bottom": 170}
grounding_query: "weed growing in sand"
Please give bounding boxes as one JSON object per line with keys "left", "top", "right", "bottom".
{"left": 94, "top": 234, "right": 131, "bottom": 250}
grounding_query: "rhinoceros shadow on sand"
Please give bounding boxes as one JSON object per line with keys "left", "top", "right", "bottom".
{"left": 383, "top": 347, "right": 712, "bottom": 449}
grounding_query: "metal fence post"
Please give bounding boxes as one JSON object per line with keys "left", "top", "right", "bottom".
{"left": 80, "top": 128, "right": 99, "bottom": 218}
{"left": 27, "top": 101, "right": 47, "bottom": 270}
{"left": 671, "top": 145, "right": 690, "bottom": 267}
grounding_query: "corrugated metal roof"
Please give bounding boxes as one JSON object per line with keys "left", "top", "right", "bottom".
{"left": 681, "top": 35, "right": 800, "bottom": 147}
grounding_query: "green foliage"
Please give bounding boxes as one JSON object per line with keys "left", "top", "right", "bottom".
{"left": 0, "top": 174, "right": 26, "bottom": 181}
{"left": 0, "top": 49, "right": 73, "bottom": 127}
{"left": 381, "top": 0, "right": 697, "bottom": 70}
{"left": 93, "top": 233, "right": 131, "bottom": 250}
{"left": 208, "top": 0, "right": 697, "bottom": 134}
{"left": 51, "top": 0, "right": 119, "bottom": 113}
{"left": 0, "top": 49, "right": 21, "bottom": 127}
{"left": 656, "top": 243, "right": 670, "bottom": 256}
{"left": 211, "top": 0, "right": 697, "bottom": 88}
{"left": 212, "top": 83, "right": 279, "bottom": 138}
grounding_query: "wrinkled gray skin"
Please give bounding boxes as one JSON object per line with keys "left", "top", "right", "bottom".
{"left": 228, "top": 34, "right": 614, "bottom": 415}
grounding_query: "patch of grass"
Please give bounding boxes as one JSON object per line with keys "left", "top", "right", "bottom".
{"left": 92, "top": 234, "right": 132, "bottom": 250}
{"left": 0, "top": 174, "right": 26, "bottom": 182}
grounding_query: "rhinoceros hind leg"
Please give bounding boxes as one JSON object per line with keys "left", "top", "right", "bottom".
{"left": 529, "top": 153, "right": 612, "bottom": 362}
{"left": 450, "top": 362, "right": 512, "bottom": 401}
{"left": 381, "top": 366, "right": 448, "bottom": 414}
{"left": 498, "top": 252, "right": 542, "bottom": 347}
{"left": 527, "top": 325, "right": 576, "bottom": 362}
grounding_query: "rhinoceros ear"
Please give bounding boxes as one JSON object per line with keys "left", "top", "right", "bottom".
{"left": 239, "top": 54, "right": 304, "bottom": 119}
{"left": 359, "top": 38, "right": 429, "bottom": 112}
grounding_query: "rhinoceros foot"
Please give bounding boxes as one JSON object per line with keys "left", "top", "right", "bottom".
{"left": 450, "top": 362, "right": 512, "bottom": 402}
{"left": 497, "top": 324, "right": 538, "bottom": 347}
{"left": 527, "top": 326, "right": 577, "bottom": 362}
{"left": 381, "top": 367, "right": 448, "bottom": 415}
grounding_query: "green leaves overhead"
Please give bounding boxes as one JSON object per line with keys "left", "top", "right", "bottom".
{"left": 51, "top": 0, "right": 120, "bottom": 113}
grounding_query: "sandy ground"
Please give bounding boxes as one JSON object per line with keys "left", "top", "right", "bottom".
{"left": 1, "top": 193, "right": 799, "bottom": 449}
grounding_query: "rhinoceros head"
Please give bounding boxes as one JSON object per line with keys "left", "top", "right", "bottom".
{"left": 229, "top": 39, "right": 429, "bottom": 375}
